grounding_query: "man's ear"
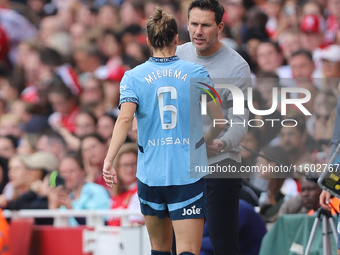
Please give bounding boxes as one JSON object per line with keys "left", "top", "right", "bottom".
{"left": 217, "top": 22, "right": 224, "bottom": 35}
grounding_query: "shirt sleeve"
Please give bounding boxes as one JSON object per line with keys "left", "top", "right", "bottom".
{"left": 119, "top": 71, "right": 139, "bottom": 109}
{"left": 220, "top": 64, "right": 252, "bottom": 151}
{"left": 198, "top": 66, "right": 215, "bottom": 103}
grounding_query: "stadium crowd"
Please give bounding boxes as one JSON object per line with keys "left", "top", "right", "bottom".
{"left": 0, "top": 0, "right": 339, "bottom": 254}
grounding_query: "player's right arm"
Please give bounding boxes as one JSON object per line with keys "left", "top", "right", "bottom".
{"left": 319, "top": 190, "right": 332, "bottom": 210}
{"left": 103, "top": 71, "right": 138, "bottom": 187}
{"left": 103, "top": 102, "right": 136, "bottom": 187}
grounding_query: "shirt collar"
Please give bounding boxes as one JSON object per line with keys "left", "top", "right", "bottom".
{"left": 148, "top": 55, "right": 180, "bottom": 63}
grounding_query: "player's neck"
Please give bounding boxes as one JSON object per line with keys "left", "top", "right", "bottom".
{"left": 152, "top": 47, "right": 176, "bottom": 58}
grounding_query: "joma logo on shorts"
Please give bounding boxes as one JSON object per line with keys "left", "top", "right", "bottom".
{"left": 182, "top": 205, "right": 201, "bottom": 216}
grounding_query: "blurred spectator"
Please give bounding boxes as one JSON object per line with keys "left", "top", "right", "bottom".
{"left": 17, "top": 133, "right": 40, "bottom": 155}
{"left": 81, "top": 133, "right": 107, "bottom": 188}
{"left": 45, "top": 32, "right": 73, "bottom": 59}
{"left": 0, "top": 114, "right": 22, "bottom": 139}
{"left": 97, "top": 113, "right": 115, "bottom": 142}
{"left": 200, "top": 200, "right": 267, "bottom": 255}
{"left": 75, "top": 111, "right": 97, "bottom": 138}
{"left": 39, "top": 47, "right": 81, "bottom": 96}
{"left": 0, "top": 155, "right": 30, "bottom": 207}
{"left": 119, "top": 1, "right": 144, "bottom": 27}
{"left": 125, "top": 41, "right": 149, "bottom": 65}
{"left": 255, "top": 146, "right": 298, "bottom": 222}
{"left": 107, "top": 143, "right": 143, "bottom": 226}
{"left": 38, "top": 15, "right": 65, "bottom": 44}
{"left": 0, "top": 71, "right": 26, "bottom": 106}
{"left": 278, "top": 29, "right": 302, "bottom": 61}
{"left": 0, "top": 135, "right": 17, "bottom": 159}
{"left": 279, "top": 176, "right": 322, "bottom": 216}
{"left": 0, "top": 99, "right": 6, "bottom": 119}
{"left": 289, "top": 49, "right": 316, "bottom": 82}
{"left": 6, "top": 151, "right": 58, "bottom": 224}
{"left": 256, "top": 71, "right": 280, "bottom": 108}
{"left": 97, "top": 4, "right": 121, "bottom": 30}
{"left": 69, "top": 23, "right": 87, "bottom": 48}
{"left": 271, "top": 0, "right": 299, "bottom": 41}
{"left": 102, "top": 76, "right": 122, "bottom": 118}
{"left": 279, "top": 118, "right": 312, "bottom": 165}
{"left": 47, "top": 76, "right": 80, "bottom": 133}
{"left": 0, "top": 25, "right": 9, "bottom": 64}
{"left": 98, "top": 29, "right": 123, "bottom": 64}
{"left": 325, "top": 0, "right": 340, "bottom": 44}
{"left": 48, "top": 152, "right": 110, "bottom": 226}
{"left": 312, "top": 92, "right": 337, "bottom": 143}
{"left": 0, "top": 157, "right": 9, "bottom": 194}
{"left": 300, "top": 14, "right": 326, "bottom": 53}
{"left": 73, "top": 43, "right": 103, "bottom": 79}
{"left": 0, "top": 6, "right": 37, "bottom": 64}
{"left": 80, "top": 76, "right": 104, "bottom": 106}
{"left": 296, "top": 81, "right": 319, "bottom": 116}
{"left": 263, "top": 0, "right": 283, "bottom": 38}
{"left": 241, "top": 127, "right": 262, "bottom": 166}
{"left": 223, "top": 0, "right": 248, "bottom": 45}
{"left": 319, "top": 45, "right": 340, "bottom": 96}
{"left": 37, "top": 130, "right": 67, "bottom": 160}
{"left": 75, "top": 4, "right": 97, "bottom": 29}
{"left": 302, "top": 1, "right": 323, "bottom": 15}
{"left": 256, "top": 40, "right": 283, "bottom": 72}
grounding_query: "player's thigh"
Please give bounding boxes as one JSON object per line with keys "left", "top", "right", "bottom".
{"left": 172, "top": 218, "right": 204, "bottom": 255}
{"left": 144, "top": 215, "right": 173, "bottom": 252}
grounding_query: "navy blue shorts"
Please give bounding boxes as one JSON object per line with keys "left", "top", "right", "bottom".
{"left": 137, "top": 179, "right": 207, "bottom": 220}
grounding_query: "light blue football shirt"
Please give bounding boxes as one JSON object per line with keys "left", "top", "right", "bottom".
{"left": 119, "top": 56, "right": 213, "bottom": 187}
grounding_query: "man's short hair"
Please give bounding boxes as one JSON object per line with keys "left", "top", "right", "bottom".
{"left": 258, "top": 40, "right": 282, "bottom": 54}
{"left": 291, "top": 49, "right": 313, "bottom": 62}
{"left": 43, "top": 129, "right": 67, "bottom": 150}
{"left": 39, "top": 47, "right": 64, "bottom": 67}
{"left": 188, "top": 0, "right": 225, "bottom": 25}
{"left": 281, "top": 116, "right": 306, "bottom": 134}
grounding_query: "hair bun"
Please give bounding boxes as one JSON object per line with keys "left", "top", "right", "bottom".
{"left": 152, "top": 6, "right": 164, "bottom": 22}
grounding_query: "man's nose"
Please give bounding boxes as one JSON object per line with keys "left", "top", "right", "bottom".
{"left": 195, "top": 25, "right": 203, "bottom": 35}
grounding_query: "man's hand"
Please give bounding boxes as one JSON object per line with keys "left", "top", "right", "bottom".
{"left": 206, "top": 139, "right": 225, "bottom": 156}
{"left": 319, "top": 190, "right": 332, "bottom": 210}
{"left": 103, "top": 161, "right": 117, "bottom": 188}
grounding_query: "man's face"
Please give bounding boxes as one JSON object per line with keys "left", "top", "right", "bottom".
{"left": 289, "top": 54, "right": 315, "bottom": 79}
{"left": 301, "top": 32, "right": 323, "bottom": 52}
{"left": 279, "top": 126, "right": 302, "bottom": 153}
{"left": 256, "top": 43, "right": 282, "bottom": 71}
{"left": 188, "top": 8, "right": 223, "bottom": 55}
{"left": 301, "top": 178, "right": 321, "bottom": 210}
{"left": 321, "top": 59, "right": 340, "bottom": 78}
